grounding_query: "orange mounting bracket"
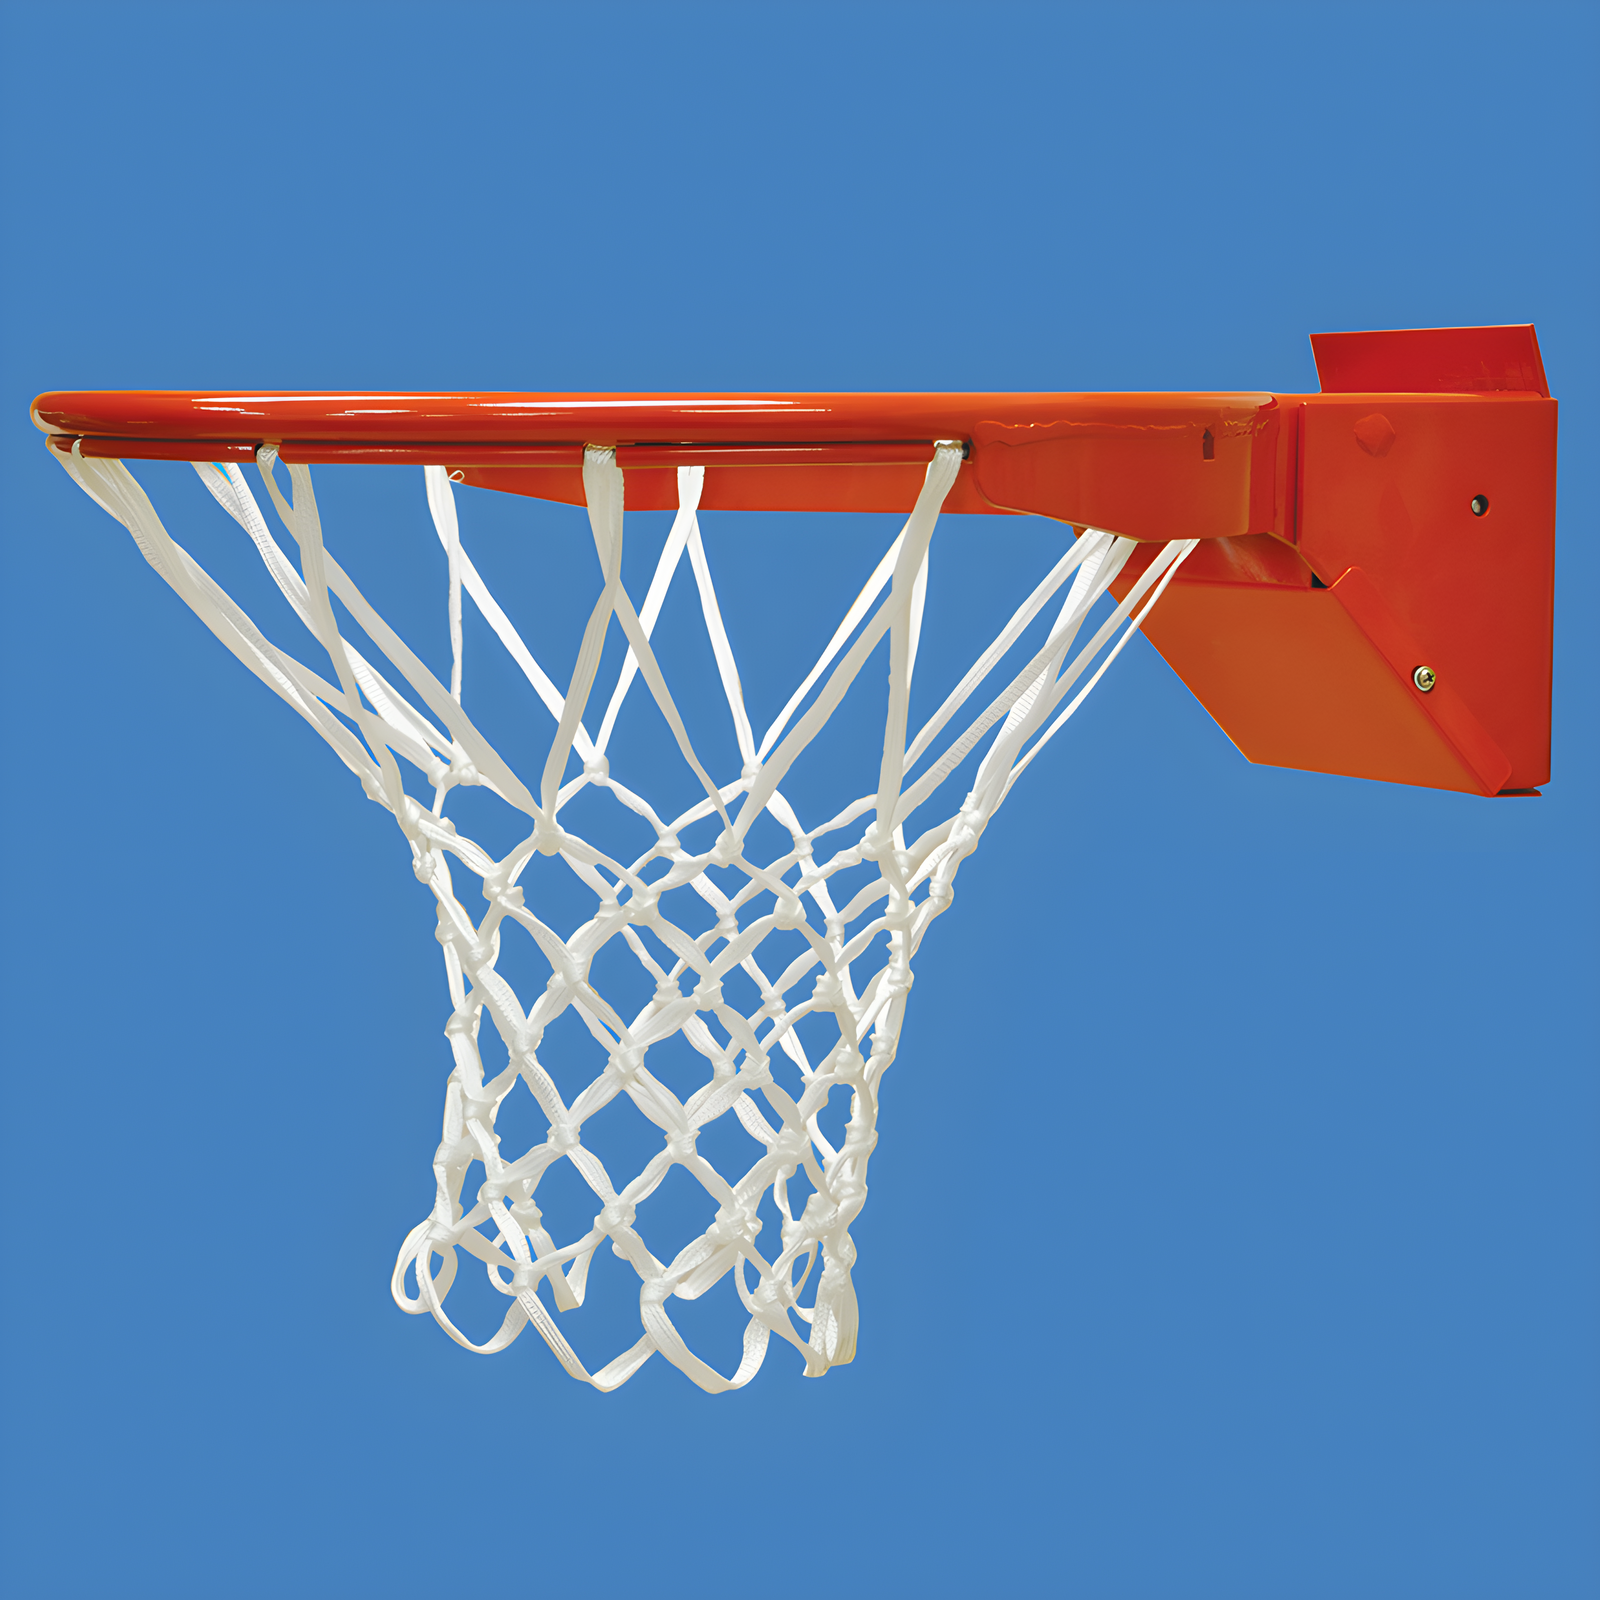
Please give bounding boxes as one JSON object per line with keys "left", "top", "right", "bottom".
{"left": 1109, "top": 324, "right": 1555, "bottom": 796}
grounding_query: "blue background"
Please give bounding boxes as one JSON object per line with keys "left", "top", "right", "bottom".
{"left": 3, "top": 4, "right": 1596, "bottom": 1596}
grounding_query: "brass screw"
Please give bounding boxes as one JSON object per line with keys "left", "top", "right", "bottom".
{"left": 1413, "top": 665, "right": 1437, "bottom": 693}
{"left": 1471, "top": 494, "right": 1490, "bottom": 516}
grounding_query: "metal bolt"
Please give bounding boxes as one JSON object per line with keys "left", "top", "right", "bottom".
{"left": 1413, "top": 665, "right": 1437, "bottom": 693}
{"left": 1470, "top": 494, "right": 1489, "bottom": 516}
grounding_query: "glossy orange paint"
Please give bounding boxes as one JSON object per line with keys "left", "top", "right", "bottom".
{"left": 31, "top": 325, "right": 1557, "bottom": 797}
{"left": 33, "top": 388, "right": 1277, "bottom": 540}
{"left": 1310, "top": 322, "right": 1549, "bottom": 397}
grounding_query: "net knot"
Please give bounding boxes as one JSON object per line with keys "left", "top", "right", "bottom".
{"left": 772, "top": 894, "right": 807, "bottom": 930}
{"left": 547, "top": 1123, "right": 580, "bottom": 1153}
{"left": 827, "top": 1040, "right": 864, "bottom": 1079}
{"left": 842, "top": 1125, "right": 877, "bottom": 1163}
{"left": 533, "top": 816, "right": 566, "bottom": 857}
{"left": 750, "top": 1277, "right": 792, "bottom": 1319}
{"left": 664, "top": 1129, "right": 698, "bottom": 1161}
{"left": 953, "top": 801, "right": 987, "bottom": 851}
{"left": 709, "top": 829, "right": 740, "bottom": 868}
{"left": 736, "top": 1055, "right": 773, "bottom": 1090}
{"left": 583, "top": 753, "right": 610, "bottom": 781}
{"left": 824, "top": 1177, "right": 867, "bottom": 1225}
{"left": 435, "top": 913, "right": 490, "bottom": 968}
{"left": 653, "top": 976, "right": 681, "bottom": 1005}
{"left": 397, "top": 793, "right": 429, "bottom": 836}
{"left": 480, "top": 859, "right": 516, "bottom": 900}
{"left": 772, "top": 1126, "right": 807, "bottom": 1164}
{"left": 740, "top": 759, "right": 762, "bottom": 784}
{"left": 811, "top": 970, "right": 845, "bottom": 1011}
{"left": 709, "top": 1204, "right": 760, "bottom": 1246}
{"left": 597, "top": 1201, "right": 636, "bottom": 1234}
{"left": 626, "top": 881, "right": 660, "bottom": 921}
{"left": 428, "top": 752, "right": 481, "bottom": 790}
{"left": 693, "top": 975, "right": 725, "bottom": 1010}
{"left": 608, "top": 1046, "right": 644, "bottom": 1082}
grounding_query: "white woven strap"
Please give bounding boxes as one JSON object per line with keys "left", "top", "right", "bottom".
{"left": 52, "top": 436, "right": 1196, "bottom": 1390}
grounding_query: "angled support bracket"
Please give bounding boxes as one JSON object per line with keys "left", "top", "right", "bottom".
{"left": 1125, "top": 325, "right": 1556, "bottom": 794}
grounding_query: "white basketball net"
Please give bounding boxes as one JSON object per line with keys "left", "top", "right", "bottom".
{"left": 55, "top": 438, "right": 1196, "bottom": 1391}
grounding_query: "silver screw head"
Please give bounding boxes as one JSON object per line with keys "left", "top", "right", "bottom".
{"left": 1413, "top": 665, "right": 1438, "bottom": 693}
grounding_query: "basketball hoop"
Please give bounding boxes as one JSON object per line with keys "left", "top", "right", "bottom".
{"left": 31, "top": 324, "right": 1558, "bottom": 1389}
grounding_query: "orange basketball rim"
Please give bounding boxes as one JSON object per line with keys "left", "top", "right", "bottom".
{"left": 33, "top": 322, "right": 1558, "bottom": 797}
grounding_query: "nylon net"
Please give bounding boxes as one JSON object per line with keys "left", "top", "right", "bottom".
{"left": 55, "top": 439, "right": 1195, "bottom": 1391}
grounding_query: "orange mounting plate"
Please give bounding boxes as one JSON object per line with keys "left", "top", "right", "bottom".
{"left": 33, "top": 324, "right": 1557, "bottom": 800}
